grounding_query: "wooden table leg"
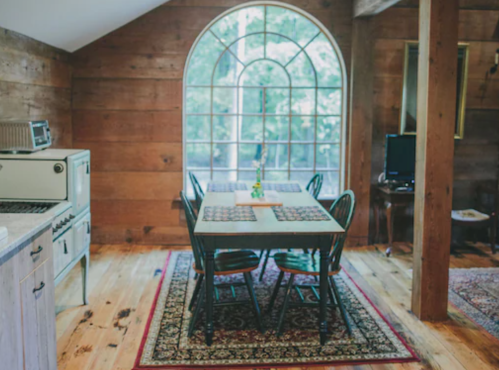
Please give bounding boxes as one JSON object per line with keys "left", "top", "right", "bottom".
{"left": 319, "top": 244, "right": 329, "bottom": 345}
{"left": 385, "top": 201, "right": 393, "bottom": 257}
{"left": 205, "top": 250, "right": 215, "bottom": 346}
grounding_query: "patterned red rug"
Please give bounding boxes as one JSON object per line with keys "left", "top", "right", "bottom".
{"left": 134, "top": 252, "right": 419, "bottom": 369}
{"left": 449, "top": 268, "right": 499, "bottom": 341}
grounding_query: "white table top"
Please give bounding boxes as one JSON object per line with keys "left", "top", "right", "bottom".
{"left": 194, "top": 181, "right": 344, "bottom": 236}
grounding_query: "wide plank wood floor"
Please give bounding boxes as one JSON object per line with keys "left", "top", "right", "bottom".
{"left": 55, "top": 242, "right": 499, "bottom": 370}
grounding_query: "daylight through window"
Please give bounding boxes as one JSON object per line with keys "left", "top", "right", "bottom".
{"left": 184, "top": 3, "right": 346, "bottom": 198}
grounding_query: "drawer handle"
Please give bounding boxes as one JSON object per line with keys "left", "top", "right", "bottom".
{"left": 33, "top": 281, "right": 45, "bottom": 293}
{"left": 30, "top": 246, "right": 43, "bottom": 256}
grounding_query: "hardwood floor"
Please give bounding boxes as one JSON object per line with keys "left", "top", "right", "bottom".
{"left": 55, "top": 242, "right": 499, "bottom": 370}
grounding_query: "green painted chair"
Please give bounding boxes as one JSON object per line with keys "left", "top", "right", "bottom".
{"left": 268, "top": 190, "right": 356, "bottom": 337}
{"left": 188, "top": 172, "right": 205, "bottom": 214}
{"left": 258, "top": 174, "right": 324, "bottom": 281}
{"left": 180, "top": 191, "right": 264, "bottom": 337}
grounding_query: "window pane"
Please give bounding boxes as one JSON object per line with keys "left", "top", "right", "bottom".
{"left": 266, "top": 6, "right": 319, "bottom": 47}
{"left": 213, "top": 87, "right": 237, "bottom": 113}
{"left": 317, "top": 116, "right": 341, "bottom": 142}
{"left": 240, "top": 116, "right": 263, "bottom": 141}
{"left": 214, "top": 143, "right": 237, "bottom": 169}
{"left": 213, "top": 52, "right": 243, "bottom": 86}
{"left": 187, "top": 32, "right": 225, "bottom": 86}
{"left": 319, "top": 171, "right": 339, "bottom": 198}
{"left": 264, "top": 171, "right": 288, "bottom": 181}
{"left": 240, "top": 60, "right": 289, "bottom": 86}
{"left": 317, "top": 89, "right": 341, "bottom": 115}
{"left": 186, "top": 115, "right": 210, "bottom": 141}
{"left": 186, "top": 87, "right": 211, "bottom": 113}
{"left": 266, "top": 88, "right": 289, "bottom": 114}
{"left": 286, "top": 52, "right": 316, "bottom": 87}
{"left": 187, "top": 144, "right": 211, "bottom": 168}
{"left": 306, "top": 33, "right": 342, "bottom": 87}
{"left": 229, "top": 33, "right": 264, "bottom": 65}
{"left": 213, "top": 115, "right": 237, "bottom": 141}
{"left": 185, "top": 171, "right": 210, "bottom": 198}
{"left": 292, "top": 88, "right": 315, "bottom": 115}
{"left": 213, "top": 170, "right": 237, "bottom": 182}
{"left": 240, "top": 87, "right": 263, "bottom": 114}
{"left": 211, "top": 6, "right": 264, "bottom": 45}
{"left": 291, "top": 116, "right": 315, "bottom": 141}
{"left": 265, "top": 116, "right": 289, "bottom": 141}
{"left": 266, "top": 34, "right": 300, "bottom": 66}
{"left": 316, "top": 143, "right": 340, "bottom": 169}
{"left": 239, "top": 143, "right": 261, "bottom": 168}
{"left": 265, "top": 144, "right": 289, "bottom": 169}
{"left": 290, "top": 171, "right": 314, "bottom": 189}
{"left": 238, "top": 170, "right": 256, "bottom": 181}
{"left": 291, "top": 144, "right": 314, "bottom": 169}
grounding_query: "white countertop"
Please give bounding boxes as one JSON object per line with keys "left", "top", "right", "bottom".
{"left": 0, "top": 213, "right": 53, "bottom": 260}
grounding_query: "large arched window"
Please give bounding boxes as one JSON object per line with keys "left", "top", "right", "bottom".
{"left": 184, "top": 2, "right": 346, "bottom": 198}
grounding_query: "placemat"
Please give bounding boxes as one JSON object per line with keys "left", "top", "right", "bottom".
{"left": 207, "top": 182, "right": 248, "bottom": 192}
{"left": 262, "top": 183, "right": 302, "bottom": 192}
{"left": 271, "top": 206, "right": 330, "bottom": 221}
{"left": 202, "top": 206, "right": 257, "bottom": 221}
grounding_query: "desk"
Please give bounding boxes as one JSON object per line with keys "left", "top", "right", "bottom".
{"left": 194, "top": 182, "right": 344, "bottom": 345}
{"left": 373, "top": 185, "right": 414, "bottom": 256}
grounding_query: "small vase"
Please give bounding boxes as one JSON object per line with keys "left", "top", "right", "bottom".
{"left": 251, "top": 167, "right": 265, "bottom": 198}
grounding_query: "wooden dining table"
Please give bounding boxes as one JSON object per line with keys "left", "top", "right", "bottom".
{"left": 194, "top": 181, "right": 344, "bottom": 346}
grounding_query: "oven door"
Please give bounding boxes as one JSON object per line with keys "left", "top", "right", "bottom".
{"left": 68, "top": 151, "right": 90, "bottom": 216}
{"left": 0, "top": 159, "right": 67, "bottom": 200}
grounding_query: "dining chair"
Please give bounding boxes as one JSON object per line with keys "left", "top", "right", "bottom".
{"left": 267, "top": 190, "right": 356, "bottom": 337}
{"left": 188, "top": 172, "right": 204, "bottom": 213}
{"left": 180, "top": 191, "right": 264, "bottom": 337}
{"left": 258, "top": 173, "right": 324, "bottom": 281}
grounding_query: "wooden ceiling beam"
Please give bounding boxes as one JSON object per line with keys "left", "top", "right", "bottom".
{"left": 353, "top": 0, "right": 403, "bottom": 17}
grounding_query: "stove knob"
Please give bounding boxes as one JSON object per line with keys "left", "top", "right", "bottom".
{"left": 69, "top": 214, "right": 75, "bottom": 220}
{"left": 65, "top": 217, "right": 70, "bottom": 223}
{"left": 52, "top": 228, "right": 57, "bottom": 233}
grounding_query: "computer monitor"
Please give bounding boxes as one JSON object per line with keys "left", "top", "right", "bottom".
{"left": 384, "top": 134, "right": 416, "bottom": 182}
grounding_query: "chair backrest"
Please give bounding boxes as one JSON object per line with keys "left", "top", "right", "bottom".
{"left": 180, "top": 191, "right": 204, "bottom": 271}
{"left": 189, "top": 172, "right": 205, "bottom": 213}
{"left": 476, "top": 184, "right": 497, "bottom": 215}
{"left": 306, "top": 174, "right": 323, "bottom": 199}
{"left": 328, "top": 190, "right": 356, "bottom": 272}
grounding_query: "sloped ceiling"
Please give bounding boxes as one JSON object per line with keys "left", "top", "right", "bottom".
{"left": 0, "top": 0, "right": 171, "bottom": 52}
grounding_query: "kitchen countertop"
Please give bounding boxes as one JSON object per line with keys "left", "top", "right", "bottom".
{"left": 0, "top": 213, "right": 53, "bottom": 260}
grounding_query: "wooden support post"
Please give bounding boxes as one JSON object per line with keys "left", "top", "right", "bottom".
{"left": 347, "top": 18, "right": 373, "bottom": 246}
{"left": 411, "top": 0, "right": 458, "bottom": 321}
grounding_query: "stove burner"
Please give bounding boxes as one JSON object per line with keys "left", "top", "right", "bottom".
{"left": 0, "top": 202, "right": 57, "bottom": 214}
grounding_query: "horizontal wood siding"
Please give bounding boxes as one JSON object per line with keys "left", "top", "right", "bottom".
{"left": 0, "top": 28, "right": 72, "bottom": 147}
{"left": 71, "top": 0, "right": 352, "bottom": 244}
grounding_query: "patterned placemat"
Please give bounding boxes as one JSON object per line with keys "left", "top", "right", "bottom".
{"left": 207, "top": 182, "right": 248, "bottom": 192}
{"left": 262, "top": 183, "right": 302, "bottom": 192}
{"left": 271, "top": 206, "right": 330, "bottom": 221}
{"left": 202, "top": 206, "right": 256, "bottom": 221}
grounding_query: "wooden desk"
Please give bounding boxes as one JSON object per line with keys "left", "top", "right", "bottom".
{"left": 373, "top": 185, "right": 414, "bottom": 256}
{"left": 194, "top": 182, "right": 344, "bottom": 345}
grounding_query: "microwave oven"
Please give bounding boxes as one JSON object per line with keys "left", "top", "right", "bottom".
{"left": 0, "top": 120, "right": 52, "bottom": 152}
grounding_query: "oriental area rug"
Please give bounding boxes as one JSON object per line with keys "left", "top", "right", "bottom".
{"left": 449, "top": 268, "right": 499, "bottom": 341}
{"left": 134, "top": 252, "right": 418, "bottom": 369}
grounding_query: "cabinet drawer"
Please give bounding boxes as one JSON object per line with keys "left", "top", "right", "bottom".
{"left": 53, "top": 230, "right": 73, "bottom": 279}
{"left": 18, "top": 229, "right": 52, "bottom": 280}
{"left": 20, "top": 260, "right": 57, "bottom": 370}
{"left": 73, "top": 212, "right": 91, "bottom": 256}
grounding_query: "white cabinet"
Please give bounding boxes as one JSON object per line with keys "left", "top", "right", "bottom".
{"left": 73, "top": 211, "right": 91, "bottom": 257}
{"left": 69, "top": 152, "right": 90, "bottom": 216}
{"left": 53, "top": 231, "right": 73, "bottom": 279}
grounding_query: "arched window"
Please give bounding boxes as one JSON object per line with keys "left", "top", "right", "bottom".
{"left": 184, "top": 2, "right": 347, "bottom": 198}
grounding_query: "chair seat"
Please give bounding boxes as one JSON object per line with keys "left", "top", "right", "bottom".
{"left": 193, "top": 250, "right": 260, "bottom": 276}
{"left": 273, "top": 252, "right": 340, "bottom": 276}
{"left": 451, "top": 209, "right": 490, "bottom": 222}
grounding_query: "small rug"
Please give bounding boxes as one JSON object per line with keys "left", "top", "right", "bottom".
{"left": 449, "top": 268, "right": 499, "bottom": 340}
{"left": 262, "top": 182, "right": 302, "bottom": 192}
{"left": 272, "top": 206, "right": 331, "bottom": 221}
{"left": 134, "top": 252, "right": 418, "bottom": 369}
{"left": 202, "top": 206, "right": 256, "bottom": 222}
{"left": 207, "top": 182, "right": 248, "bottom": 192}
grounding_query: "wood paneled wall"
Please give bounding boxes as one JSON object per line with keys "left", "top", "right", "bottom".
{"left": 371, "top": 1, "right": 499, "bottom": 240}
{"left": 71, "top": 0, "right": 353, "bottom": 245}
{"left": 0, "top": 27, "right": 72, "bottom": 148}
